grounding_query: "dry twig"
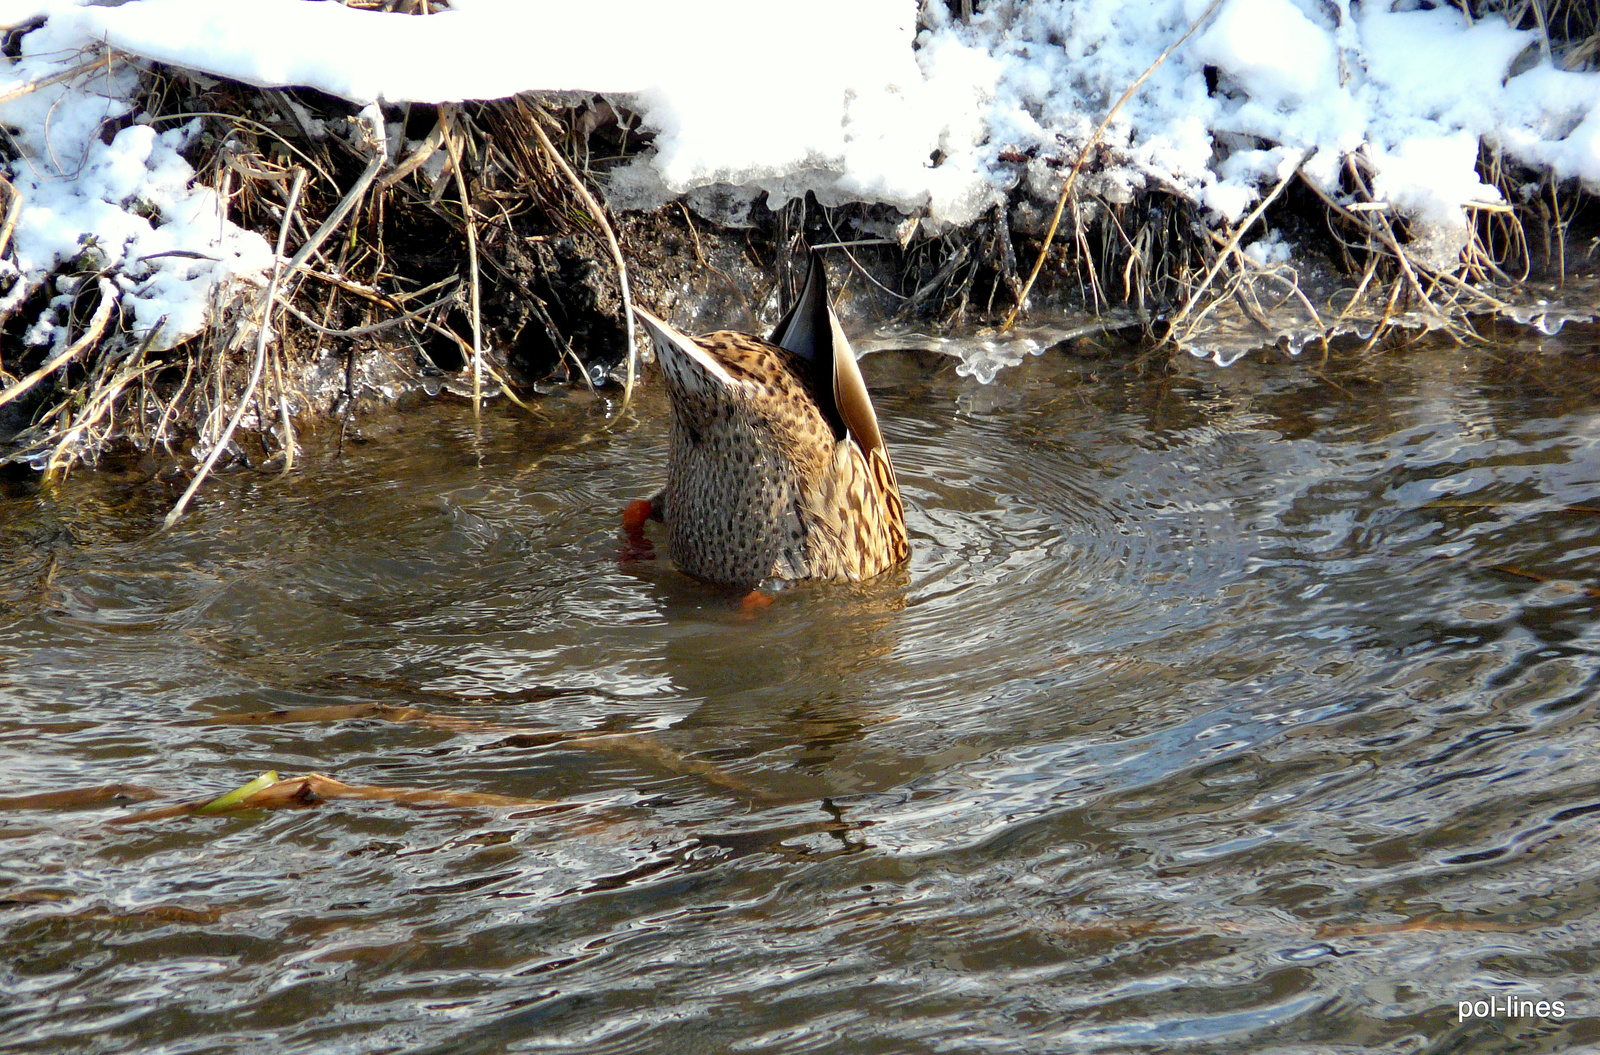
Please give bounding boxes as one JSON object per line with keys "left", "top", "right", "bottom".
{"left": 1167, "top": 149, "right": 1308, "bottom": 342}
{"left": 0, "top": 276, "right": 119, "bottom": 412}
{"left": 1002, "top": 0, "right": 1225, "bottom": 331}
{"left": 523, "top": 101, "right": 638, "bottom": 409}
{"left": 442, "top": 105, "right": 484, "bottom": 413}
{"left": 163, "top": 169, "right": 306, "bottom": 529}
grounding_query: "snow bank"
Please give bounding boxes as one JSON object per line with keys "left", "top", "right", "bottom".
{"left": 66, "top": 0, "right": 651, "bottom": 100}
{"left": 0, "top": 3, "right": 271, "bottom": 351}
{"left": 941, "top": 0, "right": 1584, "bottom": 270}
{"left": 1, "top": 0, "right": 1598, "bottom": 362}
{"left": 61, "top": 0, "right": 999, "bottom": 225}
{"left": 54, "top": 0, "right": 1597, "bottom": 236}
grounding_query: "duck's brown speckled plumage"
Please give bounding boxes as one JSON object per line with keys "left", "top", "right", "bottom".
{"left": 632, "top": 258, "right": 908, "bottom": 589}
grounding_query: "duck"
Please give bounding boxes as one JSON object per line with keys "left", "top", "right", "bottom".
{"left": 625, "top": 254, "right": 908, "bottom": 590}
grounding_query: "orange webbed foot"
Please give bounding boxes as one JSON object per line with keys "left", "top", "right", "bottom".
{"left": 619, "top": 498, "right": 657, "bottom": 562}
{"left": 622, "top": 499, "right": 654, "bottom": 537}
{"left": 737, "top": 589, "right": 774, "bottom": 618}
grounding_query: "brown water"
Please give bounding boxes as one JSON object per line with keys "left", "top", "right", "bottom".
{"left": 3, "top": 336, "right": 1599, "bottom": 1054}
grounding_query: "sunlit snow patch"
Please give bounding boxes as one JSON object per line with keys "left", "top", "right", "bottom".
{"left": 0, "top": 9, "right": 272, "bottom": 350}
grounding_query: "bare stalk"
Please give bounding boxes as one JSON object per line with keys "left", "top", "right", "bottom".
{"left": 280, "top": 105, "right": 386, "bottom": 279}
{"left": 377, "top": 116, "right": 446, "bottom": 191}
{"left": 0, "top": 51, "right": 113, "bottom": 106}
{"left": 0, "top": 175, "right": 20, "bottom": 261}
{"left": 1168, "top": 149, "right": 1308, "bottom": 338}
{"left": 287, "top": 285, "right": 459, "bottom": 338}
{"left": 524, "top": 103, "right": 637, "bottom": 409}
{"left": 1002, "top": 0, "right": 1224, "bottom": 331}
{"left": 164, "top": 169, "right": 307, "bottom": 530}
{"left": 42, "top": 358, "right": 163, "bottom": 483}
{"left": 270, "top": 343, "right": 296, "bottom": 477}
{"left": 0, "top": 276, "right": 119, "bottom": 411}
{"left": 441, "top": 105, "right": 483, "bottom": 414}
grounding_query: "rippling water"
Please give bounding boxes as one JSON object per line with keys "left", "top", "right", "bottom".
{"left": 3, "top": 335, "right": 1599, "bottom": 1053}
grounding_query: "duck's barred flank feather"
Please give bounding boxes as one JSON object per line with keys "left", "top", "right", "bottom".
{"left": 632, "top": 259, "right": 909, "bottom": 590}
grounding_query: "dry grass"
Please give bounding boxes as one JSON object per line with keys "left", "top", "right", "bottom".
{"left": 983, "top": 0, "right": 1598, "bottom": 358}
{"left": 0, "top": 54, "right": 636, "bottom": 503}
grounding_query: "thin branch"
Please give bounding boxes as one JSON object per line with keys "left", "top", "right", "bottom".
{"left": 164, "top": 169, "right": 306, "bottom": 530}
{"left": 0, "top": 174, "right": 20, "bottom": 262}
{"left": 286, "top": 285, "right": 458, "bottom": 337}
{"left": 442, "top": 105, "right": 483, "bottom": 414}
{"left": 823, "top": 209, "right": 909, "bottom": 302}
{"left": 0, "top": 51, "right": 113, "bottom": 106}
{"left": 1168, "top": 149, "right": 1308, "bottom": 338}
{"left": 279, "top": 105, "right": 386, "bottom": 281}
{"left": 1002, "top": 0, "right": 1224, "bottom": 331}
{"left": 377, "top": 115, "right": 446, "bottom": 190}
{"left": 149, "top": 110, "right": 337, "bottom": 190}
{"left": 0, "top": 276, "right": 119, "bottom": 411}
{"left": 523, "top": 101, "right": 637, "bottom": 409}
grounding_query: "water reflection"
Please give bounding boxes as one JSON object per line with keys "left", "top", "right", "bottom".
{"left": 3, "top": 333, "right": 1600, "bottom": 1052}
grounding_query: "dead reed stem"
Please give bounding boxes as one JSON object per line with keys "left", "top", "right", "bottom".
{"left": 0, "top": 276, "right": 118, "bottom": 412}
{"left": 377, "top": 116, "right": 445, "bottom": 191}
{"left": 269, "top": 341, "right": 295, "bottom": 476}
{"left": 1168, "top": 148, "right": 1308, "bottom": 340}
{"left": 287, "top": 284, "right": 459, "bottom": 338}
{"left": 152, "top": 110, "right": 337, "bottom": 189}
{"left": 524, "top": 104, "right": 637, "bottom": 409}
{"left": 44, "top": 317, "right": 166, "bottom": 477}
{"left": 0, "top": 50, "right": 113, "bottom": 106}
{"left": 163, "top": 169, "right": 306, "bottom": 530}
{"left": 280, "top": 105, "right": 386, "bottom": 279}
{"left": 160, "top": 104, "right": 387, "bottom": 520}
{"left": 1002, "top": 0, "right": 1224, "bottom": 332}
{"left": 0, "top": 175, "right": 19, "bottom": 262}
{"left": 441, "top": 105, "right": 483, "bottom": 414}
{"left": 42, "top": 358, "right": 162, "bottom": 483}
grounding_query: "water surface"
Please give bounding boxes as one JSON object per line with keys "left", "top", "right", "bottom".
{"left": 3, "top": 334, "right": 1599, "bottom": 1053}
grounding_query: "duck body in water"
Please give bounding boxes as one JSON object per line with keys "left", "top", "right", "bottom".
{"left": 628, "top": 255, "right": 908, "bottom": 590}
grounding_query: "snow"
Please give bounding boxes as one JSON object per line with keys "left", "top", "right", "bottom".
{"left": 0, "top": 4, "right": 272, "bottom": 350}
{"left": 1501, "top": 65, "right": 1600, "bottom": 187}
{"left": 1242, "top": 229, "right": 1291, "bottom": 267}
{"left": 68, "top": 0, "right": 650, "bottom": 101}
{"left": 0, "top": 0, "right": 1598, "bottom": 365}
{"left": 1367, "top": 132, "right": 1498, "bottom": 269}
{"left": 1193, "top": 0, "right": 1337, "bottom": 104}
